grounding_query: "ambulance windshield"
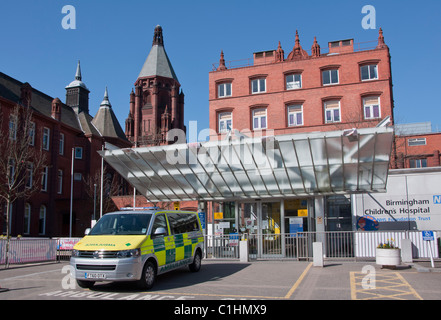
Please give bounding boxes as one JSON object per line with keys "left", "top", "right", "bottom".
{"left": 90, "top": 213, "right": 152, "bottom": 235}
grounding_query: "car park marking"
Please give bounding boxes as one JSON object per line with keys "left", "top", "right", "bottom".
{"left": 350, "top": 271, "right": 423, "bottom": 300}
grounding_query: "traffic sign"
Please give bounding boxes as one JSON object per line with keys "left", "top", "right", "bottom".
{"left": 422, "top": 230, "right": 434, "bottom": 241}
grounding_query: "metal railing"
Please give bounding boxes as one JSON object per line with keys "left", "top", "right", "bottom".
{"left": 0, "top": 238, "right": 58, "bottom": 266}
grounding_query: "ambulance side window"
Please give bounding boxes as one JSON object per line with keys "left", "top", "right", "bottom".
{"left": 151, "top": 214, "right": 169, "bottom": 237}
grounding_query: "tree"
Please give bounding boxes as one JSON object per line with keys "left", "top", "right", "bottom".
{"left": 0, "top": 103, "right": 47, "bottom": 267}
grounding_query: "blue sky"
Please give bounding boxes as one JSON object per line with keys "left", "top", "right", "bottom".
{"left": 1, "top": 0, "right": 441, "bottom": 137}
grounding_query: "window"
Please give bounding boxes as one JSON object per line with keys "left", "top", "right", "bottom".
{"left": 39, "top": 205, "right": 46, "bottom": 235}
{"left": 363, "top": 96, "right": 381, "bottom": 119}
{"left": 287, "top": 105, "right": 303, "bottom": 126}
{"left": 286, "top": 74, "right": 302, "bottom": 90}
{"left": 74, "top": 147, "right": 83, "bottom": 159}
{"left": 9, "top": 116, "right": 17, "bottom": 140}
{"left": 167, "top": 213, "right": 200, "bottom": 235}
{"left": 218, "top": 83, "right": 232, "bottom": 98}
{"left": 252, "top": 109, "right": 267, "bottom": 130}
{"left": 410, "top": 158, "right": 427, "bottom": 168}
{"left": 42, "top": 127, "right": 50, "bottom": 151}
{"left": 218, "top": 112, "right": 232, "bottom": 133}
{"left": 74, "top": 173, "right": 82, "bottom": 181}
{"left": 59, "top": 133, "right": 64, "bottom": 155}
{"left": 151, "top": 214, "right": 169, "bottom": 236}
{"left": 408, "top": 138, "right": 426, "bottom": 146}
{"left": 24, "top": 203, "right": 31, "bottom": 235}
{"left": 8, "top": 158, "right": 15, "bottom": 184}
{"left": 57, "top": 169, "right": 63, "bottom": 194}
{"left": 322, "top": 69, "right": 339, "bottom": 85}
{"left": 251, "top": 78, "right": 266, "bottom": 94}
{"left": 41, "top": 166, "right": 48, "bottom": 192}
{"left": 324, "top": 100, "right": 341, "bottom": 123}
{"left": 26, "top": 163, "right": 33, "bottom": 189}
{"left": 361, "top": 64, "right": 378, "bottom": 81}
{"left": 29, "top": 122, "right": 35, "bottom": 146}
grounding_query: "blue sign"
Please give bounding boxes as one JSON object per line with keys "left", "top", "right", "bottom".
{"left": 198, "top": 212, "right": 206, "bottom": 230}
{"left": 434, "top": 195, "right": 441, "bottom": 204}
{"left": 422, "top": 231, "right": 434, "bottom": 241}
{"left": 357, "top": 215, "right": 379, "bottom": 231}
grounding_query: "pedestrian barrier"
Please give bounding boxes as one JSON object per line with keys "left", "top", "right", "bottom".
{"left": 0, "top": 231, "right": 438, "bottom": 267}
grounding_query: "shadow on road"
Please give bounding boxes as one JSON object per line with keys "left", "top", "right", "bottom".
{"left": 90, "top": 262, "right": 251, "bottom": 293}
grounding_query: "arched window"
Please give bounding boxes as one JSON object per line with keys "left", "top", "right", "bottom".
{"left": 39, "top": 205, "right": 46, "bottom": 235}
{"left": 24, "top": 203, "right": 31, "bottom": 235}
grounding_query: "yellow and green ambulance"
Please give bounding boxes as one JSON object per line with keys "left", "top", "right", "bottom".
{"left": 70, "top": 209, "right": 204, "bottom": 289}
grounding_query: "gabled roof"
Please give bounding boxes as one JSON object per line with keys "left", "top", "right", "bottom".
{"left": 137, "top": 26, "right": 179, "bottom": 82}
{"left": 92, "top": 87, "right": 129, "bottom": 142}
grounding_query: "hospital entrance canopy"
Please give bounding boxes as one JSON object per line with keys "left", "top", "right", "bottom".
{"left": 100, "top": 126, "right": 394, "bottom": 202}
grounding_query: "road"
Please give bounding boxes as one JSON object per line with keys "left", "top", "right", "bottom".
{"left": 1, "top": 260, "right": 440, "bottom": 302}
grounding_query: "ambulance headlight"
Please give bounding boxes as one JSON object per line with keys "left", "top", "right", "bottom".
{"left": 71, "top": 249, "right": 80, "bottom": 257}
{"left": 116, "top": 249, "right": 141, "bottom": 258}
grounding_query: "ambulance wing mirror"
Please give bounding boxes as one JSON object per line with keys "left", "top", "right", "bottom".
{"left": 84, "top": 228, "right": 91, "bottom": 235}
{"left": 153, "top": 227, "right": 167, "bottom": 237}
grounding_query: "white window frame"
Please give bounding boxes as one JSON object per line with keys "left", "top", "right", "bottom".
{"left": 26, "top": 162, "right": 33, "bottom": 189}
{"left": 57, "top": 169, "right": 63, "bottom": 194}
{"left": 42, "top": 127, "right": 50, "bottom": 151}
{"left": 324, "top": 100, "right": 341, "bottom": 123}
{"left": 322, "top": 69, "right": 339, "bottom": 86}
{"left": 286, "top": 74, "right": 302, "bottom": 90}
{"left": 410, "top": 158, "right": 427, "bottom": 168}
{"left": 287, "top": 105, "right": 303, "bottom": 127}
{"left": 9, "top": 116, "right": 17, "bottom": 140}
{"left": 408, "top": 138, "right": 426, "bottom": 146}
{"left": 361, "top": 64, "right": 378, "bottom": 81}
{"left": 252, "top": 108, "right": 267, "bottom": 130}
{"left": 218, "top": 83, "right": 232, "bottom": 98}
{"left": 41, "top": 166, "right": 48, "bottom": 192}
{"left": 363, "top": 96, "right": 381, "bottom": 120}
{"left": 59, "top": 133, "right": 64, "bottom": 155}
{"left": 74, "top": 147, "right": 83, "bottom": 159}
{"left": 251, "top": 78, "right": 266, "bottom": 94}
{"left": 218, "top": 112, "right": 233, "bottom": 133}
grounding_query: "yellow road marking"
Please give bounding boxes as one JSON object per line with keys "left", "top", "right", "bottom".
{"left": 284, "top": 262, "right": 313, "bottom": 299}
{"left": 350, "top": 271, "right": 423, "bottom": 300}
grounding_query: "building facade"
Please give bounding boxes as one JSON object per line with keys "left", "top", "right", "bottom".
{"left": 0, "top": 61, "right": 130, "bottom": 237}
{"left": 207, "top": 29, "right": 395, "bottom": 235}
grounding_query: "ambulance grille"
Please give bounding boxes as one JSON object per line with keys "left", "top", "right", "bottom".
{"left": 77, "top": 250, "right": 118, "bottom": 259}
{"left": 76, "top": 264, "right": 116, "bottom": 271}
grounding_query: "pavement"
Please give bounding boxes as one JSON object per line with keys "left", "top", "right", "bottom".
{"left": 0, "top": 259, "right": 440, "bottom": 302}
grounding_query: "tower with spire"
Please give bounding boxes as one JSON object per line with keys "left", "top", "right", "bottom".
{"left": 65, "top": 61, "right": 90, "bottom": 114}
{"left": 125, "top": 25, "right": 185, "bottom": 147}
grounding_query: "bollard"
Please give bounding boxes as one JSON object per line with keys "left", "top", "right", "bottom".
{"left": 401, "top": 239, "right": 413, "bottom": 263}
{"left": 239, "top": 240, "right": 249, "bottom": 263}
{"left": 313, "top": 242, "right": 324, "bottom": 267}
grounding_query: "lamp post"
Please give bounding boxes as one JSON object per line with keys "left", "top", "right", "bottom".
{"left": 69, "top": 147, "right": 74, "bottom": 238}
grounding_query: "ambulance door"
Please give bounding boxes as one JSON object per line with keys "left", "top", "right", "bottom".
{"left": 151, "top": 213, "right": 169, "bottom": 267}
{"left": 164, "top": 213, "right": 176, "bottom": 266}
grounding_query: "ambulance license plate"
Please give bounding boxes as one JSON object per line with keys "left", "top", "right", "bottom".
{"left": 85, "top": 273, "right": 106, "bottom": 279}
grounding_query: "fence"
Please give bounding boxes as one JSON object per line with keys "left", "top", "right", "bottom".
{"left": 0, "top": 231, "right": 439, "bottom": 267}
{"left": 205, "top": 231, "right": 440, "bottom": 261}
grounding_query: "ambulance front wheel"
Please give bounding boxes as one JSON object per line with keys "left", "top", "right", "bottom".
{"left": 138, "top": 260, "right": 157, "bottom": 289}
{"left": 189, "top": 250, "right": 202, "bottom": 272}
{"left": 76, "top": 279, "right": 95, "bottom": 289}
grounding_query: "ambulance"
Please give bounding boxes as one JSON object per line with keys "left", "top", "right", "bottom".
{"left": 70, "top": 209, "right": 204, "bottom": 289}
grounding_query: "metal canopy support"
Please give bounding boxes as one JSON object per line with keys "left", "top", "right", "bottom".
{"left": 99, "top": 126, "right": 394, "bottom": 202}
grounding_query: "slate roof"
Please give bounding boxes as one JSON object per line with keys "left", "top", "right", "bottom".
{"left": 137, "top": 36, "right": 179, "bottom": 82}
{"left": 0, "top": 72, "right": 82, "bottom": 132}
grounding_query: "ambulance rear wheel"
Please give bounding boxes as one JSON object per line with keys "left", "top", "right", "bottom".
{"left": 189, "top": 250, "right": 202, "bottom": 272}
{"left": 138, "top": 261, "right": 156, "bottom": 290}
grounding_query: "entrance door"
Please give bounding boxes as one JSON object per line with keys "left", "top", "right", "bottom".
{"left": 238, "top": 201, "right": 282, "bottom": 258}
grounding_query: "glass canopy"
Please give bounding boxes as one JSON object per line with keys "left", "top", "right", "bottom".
{"left": 99, "top": 126, "right": 394, "bottom": 202}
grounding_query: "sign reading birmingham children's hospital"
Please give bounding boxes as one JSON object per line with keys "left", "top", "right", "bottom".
{"left": 354, "top": 170, "right": 441, "bottom": 231}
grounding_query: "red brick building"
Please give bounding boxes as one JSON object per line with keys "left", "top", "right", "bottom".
{"left": 125, "top": 25, "right": 186, "bottom": 147}
{"left": 209, "top": 29, "right": 394, "bottom": 138}
{"left": 0, "top": 61, "right": 130, "bottom": 237}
